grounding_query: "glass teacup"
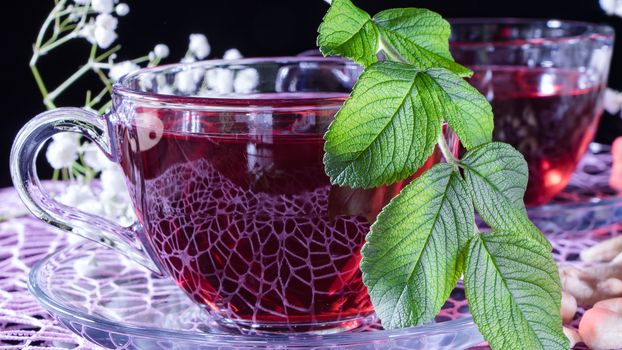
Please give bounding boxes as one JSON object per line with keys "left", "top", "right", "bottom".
{"left": 450, "top": 19, "right": 614, "bottom": 205}
{"left": 11, "top": 57, "right": 458, "bottom": 333}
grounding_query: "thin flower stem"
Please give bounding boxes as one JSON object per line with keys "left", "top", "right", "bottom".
{"left": 34, "top": 0, "right": 65, "bottom": 52}
{"left": 45, "top": 62, "right": 93, "bottom": 104}
{"left": 30, "top": 65, "right": 56, "bottom": 109}
{"left": 97, "top": 101, "right": 113, "bottom": 114}
{"left": 95, "top": 45, "right": 122, "bottom": 62}
{"left": 72, "top": 162, "right": 88, "bottom": 174}
{"left": 38, "top": 31, "right": 78, "bottom": 56}
{"left": 87, "top": 87, "right": 110, "bottom": 108}
{"left": 131, "top": 56, "right": 151, "bottom": 65}
{"left": 52, "top": 169, "right": 60, "bottom": 181}
{"left": 148, "top": 56, "right": 162, "bottom": 67}
{"left": 94, "top": 69, "right": 113, "bottom": 93}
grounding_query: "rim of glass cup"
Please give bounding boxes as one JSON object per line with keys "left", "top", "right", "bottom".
{"left": 449, "top": 18, "right": 615, "bottom": 47}
{"left": 28, "top": 242, "right": 477, "bottom": 346}
{"left": 113, "top": 56, "right": 357, "bottom": 109}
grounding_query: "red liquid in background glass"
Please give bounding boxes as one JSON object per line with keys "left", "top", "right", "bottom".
{"left": 118, "top": 95, "right": 443, "bottom": 329}
{"left": 467, "top": 67, "right": 605, "bottom": 205}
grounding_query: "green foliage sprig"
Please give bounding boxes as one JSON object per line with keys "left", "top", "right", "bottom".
{"left": 317, "top": 1, "right": 567, "bottom": 348}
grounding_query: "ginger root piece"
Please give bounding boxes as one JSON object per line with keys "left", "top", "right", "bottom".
{"left": 563, "top": 326, "right": 582, "bottom": 349}
{"left": 561, "top": 291, "right": 577, "bottom": 324}
{"left": 580, "top": 235, "right": 622, "bottom": 263}
{"left": 559, "top": 264, "right": 622, "bottom": 307}
{"left": 579, "top": 307, "right": 622, "bottom": 350}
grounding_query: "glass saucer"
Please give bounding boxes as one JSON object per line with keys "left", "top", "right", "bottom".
{"left": 527, "top": 143, "right": 622, "bottom": 235}
{"left": 28, "top": 241, "right": 483, "bottom": 349}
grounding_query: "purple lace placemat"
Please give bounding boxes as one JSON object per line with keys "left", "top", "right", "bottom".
{"left": 0, "top": 186, "right": 96, "bottom": 350}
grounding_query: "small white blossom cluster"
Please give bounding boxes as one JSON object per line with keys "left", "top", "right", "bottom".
{"left": 604, "top": 89, "right": 622, "bottom": 116}
{"left": 601, "top": 0, "right": 622, "bottom": 17}
{"left": 35, "top": 0, "right": 252, "bottom": 228}
{"left": 77, "top": 0, "right": 130, "bottom": 49}
{"left": 47, "top": 133, "right": 135, "bottom": 226}
{"left": 56, "top": 173, "right": 136, "bottom": 228}
{"left": 172, "top": 43, "right": 259, "bottom": 96}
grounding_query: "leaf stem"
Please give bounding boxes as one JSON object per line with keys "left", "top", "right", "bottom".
{"left": 45, "top": 61, "right": 92, "bottom": 104}
{"left": 437, "top": 132, "right": 457, "bottom": 165}
{"left": 379, "top": 37, "right": 408, "bottom": 64}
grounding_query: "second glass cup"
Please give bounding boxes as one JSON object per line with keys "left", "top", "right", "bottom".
{"left": 450, "top": 19, "right": 614, "bottom": 205}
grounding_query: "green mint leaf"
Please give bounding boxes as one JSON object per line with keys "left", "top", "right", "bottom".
{"left": 425, "top": 69, "right": 493, "bottom": 150}
{"left": 361, "top": 163, "right": 475, "bottom": 328}
{"left": 324, "top": 63, "right": 493, "bottom": 187}
{"left": 373, "top": 9, "right": 472, "bottom": 77}
{"left": 465, "top": 232, "right": 567, "bottom": 350}
{"left": 317, "top": 0, "right": 379, "bottom": 67}
{"left": 461, "top": 142, "right": 549, "bottom": 247}
{"left": 318, "top": 2, "right": 470, "bottom": 76}
{"left": 323, "top": 61, "right": 442, "bottom": 188}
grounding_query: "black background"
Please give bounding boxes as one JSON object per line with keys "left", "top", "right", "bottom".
{"left": 2, "top": 0, "right": 621, "bottom": 187}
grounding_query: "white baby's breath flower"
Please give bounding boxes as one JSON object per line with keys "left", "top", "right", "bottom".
{"left": 82, "top": 142, "right": 114, "bottom": 171}
{"left": 601, "top": 0, "right": 622, "bottom": 16}
{"left": 118, "top": 205, "right": 136, "bottom": 226}
{"left": 234, "top": 68, "right": 260, "bottom": 93}
{"left": 180, "top": 56, "right": 196, "bottom": 64}
{"left": 100, "top": 166, "right": 128, "bottom": 197}
{"left": 158, "top": 85, "right": 175, "bottom": 95}
{"left": 175, "top": 70, "right": 197, "bottom": 94}
{"left": 604, "top": 89, "right": 622, "bottom": 115}
{"left": 78, "top": 199, "right": 105, "bottom": 216}
{"left": 94, "top": 26, "right": 117, "bottom": 48}
{"left": 95, "top": 13, "right": 118, "bottom": 31}
{"left": 93, "top": 14, "right": 118, "bottom": 48}
{"left": 154, "top": 44, "right": 170, "bottom": 59}
{"left": 138, "top": 73, "right": 154, "bottom": 90}
{"left": 109, "top": 61, "right": 140, "bottom": 82}
{"left": 223, "top": 48, "right": 243, "bottom": 60}
{"left": 79, "top": 22, "right": 97, "bottom": 44}
{"left": 92, "top": 0, "right": 114, "bottom": 14}
{"left": 189, "top": 34, "right": 211, "bottom": 59}
{"left": 57, "top": 184, "right": 97, "bottom": 207}
{"left": 207, "top": 68, "right": 234, "bottom": 94}
{"left": 53, "top": 132, "right": 81, "bottom": 144}
{"left": 46, "top": 134, "right": 81, "bottom": 170}
{"left": 115, "top": 3, "right": 130, "bottom": 16}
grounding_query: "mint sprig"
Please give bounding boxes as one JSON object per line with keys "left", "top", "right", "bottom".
{"left": 318, "top": 1, "right": 567, "bottom": 349}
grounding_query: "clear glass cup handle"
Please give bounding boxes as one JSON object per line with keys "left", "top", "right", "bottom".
{"left": 10, "top": 107, "right": 159, "bottom": 273}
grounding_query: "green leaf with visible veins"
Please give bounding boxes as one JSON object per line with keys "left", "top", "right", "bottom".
{"left": 317, "top": 0, "right": 379, "bottom": 67}
{"left": 465, "top": 232, "right": 568, "bottom": 350}
{"left": 324, "top": 61, "right": 493, "bottom": 188}
{"left": 361, "top": 163, "right": 475, "bottom": 328}
{"left": 323, "top": 61, "right": 442, "bottom": 188}
{"left": 461, "top": 142, "right": 550, "bottom": 247}
{"left": 425, "top": 69, "right": 492, "bottom": 150}
{"left": 318, "top": 1, "right": 471, "bottom": 76}
{"left": 373, "top": 8, "right": 472, "bottom": 77}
